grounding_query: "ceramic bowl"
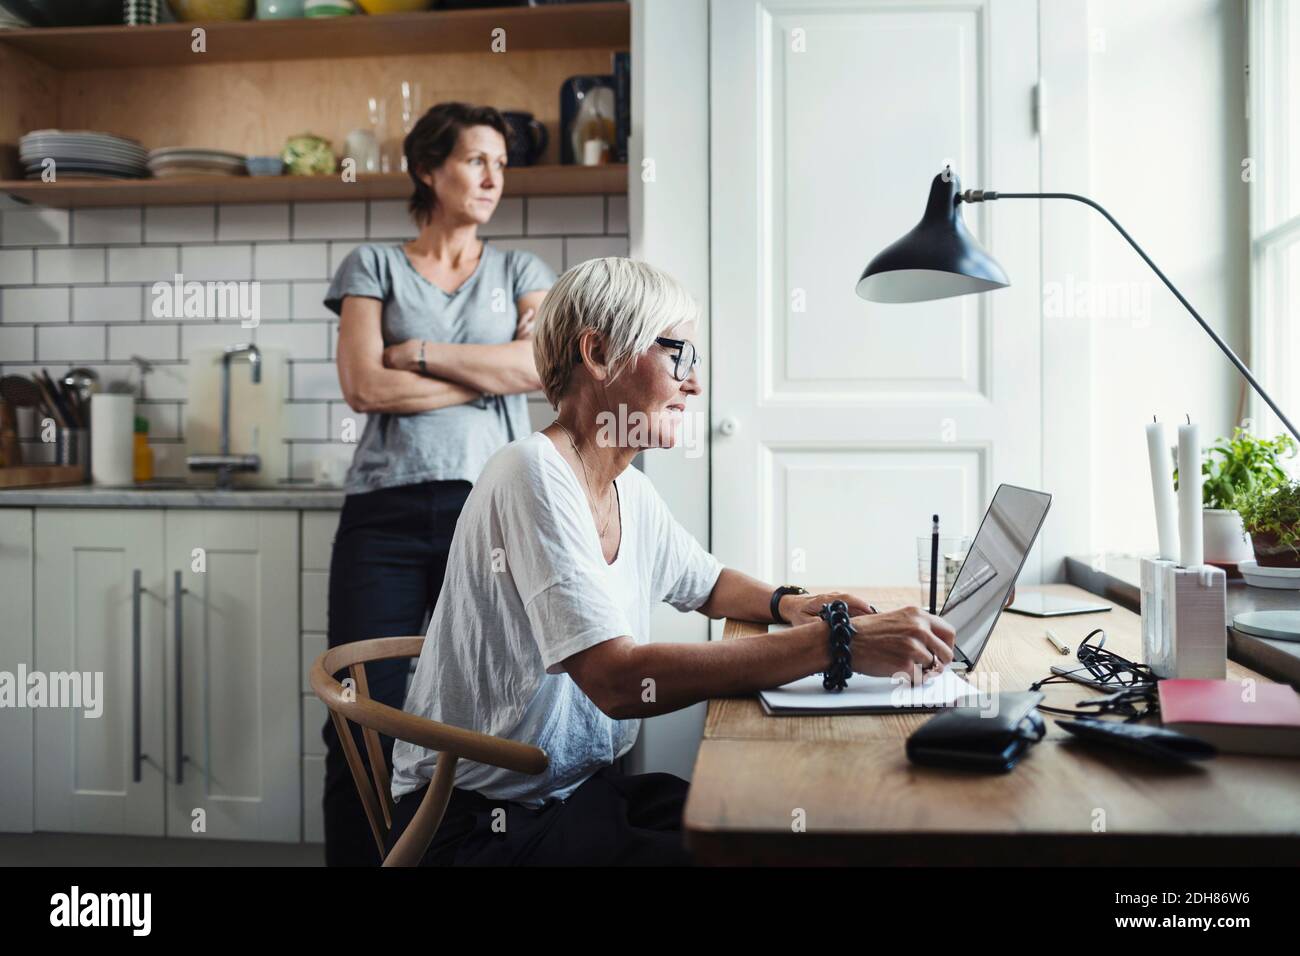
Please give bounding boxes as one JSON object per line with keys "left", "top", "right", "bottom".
{"left": 167, "top": 0, "right": 253, "bottom": 21}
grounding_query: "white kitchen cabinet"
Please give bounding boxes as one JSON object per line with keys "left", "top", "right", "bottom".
{"left": 31, "top": 507, "right": 301, "bottom": 842}
{"left": 34, "top": 509, "right": 167, "bottom": 836}
{"left": 164, "top": 510, "right": 300, "bottom": 842}
{"left": 300, "top": 509, "right": 339, "bottom": 844}
{"left": 0, "top": 509, "right": 35, "bottom": 833}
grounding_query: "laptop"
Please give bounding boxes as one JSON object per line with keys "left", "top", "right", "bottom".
{"left": 757, "top": 483, "right": 1052, "bottom": 715}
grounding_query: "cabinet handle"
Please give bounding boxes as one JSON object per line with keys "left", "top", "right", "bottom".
{"left": 173, "top": 570, "right": 185, "bottom": 786}
{"left": 132, "top": 569, "right": 145, "bottom": 784}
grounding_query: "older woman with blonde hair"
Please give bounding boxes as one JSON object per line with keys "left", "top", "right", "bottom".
{"left": 386, "top": 257, "right": 956, "bottom": 866}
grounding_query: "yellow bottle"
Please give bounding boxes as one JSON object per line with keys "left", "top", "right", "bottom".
{"left": 133, "top": 415, "right": 154, "bottom": 483}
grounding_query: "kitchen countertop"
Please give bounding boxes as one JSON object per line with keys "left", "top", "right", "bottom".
{"left": 0, "top": 483, "right": 346, "bottom": 509}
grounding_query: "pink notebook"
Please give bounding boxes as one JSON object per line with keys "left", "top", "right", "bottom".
{"left": 1159, "top": 679, "right": 1300, "bottom": 757}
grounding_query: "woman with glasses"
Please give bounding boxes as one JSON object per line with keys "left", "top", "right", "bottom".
{"left": 385, "top": 257, "right": 958, "bottom": 866}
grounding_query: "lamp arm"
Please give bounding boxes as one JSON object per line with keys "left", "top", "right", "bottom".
{"left": 960, "top": 189, "right": 1299, "bottom": 442}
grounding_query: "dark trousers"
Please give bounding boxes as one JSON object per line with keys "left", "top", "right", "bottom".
{"left": 323, "top": 479, "right": 473, "bottom": 867}
{"left": 385, "top": 766, "right": 693, "bottom": 866}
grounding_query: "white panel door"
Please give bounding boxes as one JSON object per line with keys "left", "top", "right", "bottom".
{"left": 34, "top": 509, "right": 166, "bottom": 835}
{"left": 164, "top": 510, "right": 300, "bottom": 842}
{"left": 711, "top": 0, "right": 1042, "bottom": 590}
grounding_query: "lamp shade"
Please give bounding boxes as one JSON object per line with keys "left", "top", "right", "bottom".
{"left": 856, "top": 170, "right": 1010, "bottom": 303}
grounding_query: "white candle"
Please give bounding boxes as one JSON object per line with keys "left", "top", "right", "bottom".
{"left": 1177, "top": 420, "right": 1203, "bottom": 568}
{"left": 1145, "top": 420, "right": 1180, "bottom": 561}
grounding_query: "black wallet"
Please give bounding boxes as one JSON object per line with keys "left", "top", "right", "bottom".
{"left": 906, "top": 691, "right": 1046, "bottom": 772}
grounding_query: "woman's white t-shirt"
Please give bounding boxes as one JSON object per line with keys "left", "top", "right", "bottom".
{"left": 390, "top": 431, "right": 723, "bottom": 807}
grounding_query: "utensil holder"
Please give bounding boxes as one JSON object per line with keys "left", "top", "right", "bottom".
{"left": 1139, "top": 557, "right": 1227, "bottom": 679}
{"left": 55, "top": 426, "right": 89, "bottom": 468}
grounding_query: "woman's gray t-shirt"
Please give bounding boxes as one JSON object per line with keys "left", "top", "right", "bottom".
{"left": 324, "top": 242, "right": 556, "bottom": 495}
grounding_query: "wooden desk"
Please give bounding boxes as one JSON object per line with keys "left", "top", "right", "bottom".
{"left": 683, "top": 584, "right": 1300, "bottom": 865}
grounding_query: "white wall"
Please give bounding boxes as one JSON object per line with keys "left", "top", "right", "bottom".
{"left": 1086, "top": 0, "right": 1249, "bottom": 554}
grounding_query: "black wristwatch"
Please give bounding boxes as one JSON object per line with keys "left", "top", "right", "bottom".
{"left": 770, "top": 585, "right": 808, "bottom": 625}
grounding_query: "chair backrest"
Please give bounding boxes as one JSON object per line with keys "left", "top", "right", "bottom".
{"left": 309, "top": 637, "right": 549, "bottom": 867}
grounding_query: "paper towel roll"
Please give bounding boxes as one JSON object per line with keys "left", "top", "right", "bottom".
{"left": 91, "top": 394, "right": 134, "bottom": 486}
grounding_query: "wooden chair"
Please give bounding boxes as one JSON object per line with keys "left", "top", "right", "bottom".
{"left": 309, "top": 636, "right": 549, "bottom": 867}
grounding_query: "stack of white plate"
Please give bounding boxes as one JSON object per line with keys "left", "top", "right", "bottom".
{"left": 1238, "top": 559, "right": 1300, "bottom": 590}
{"left": 19, "top": 129, "right": 148, "bottom": 180}
{"left": 147, "top": 147, "right": 248, "bottom": 179}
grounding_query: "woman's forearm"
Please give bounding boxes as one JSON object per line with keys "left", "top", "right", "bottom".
{"left": 419, "top": 339, "right": 542, "bottom": 395}
{"left": 598, "top": 622, "right": 831, "bottom": 720}
{"left": 696, "top": 566, "right": 791, "bottom": 624}
{"left": 345, "top": 365, "right": 481, "bottom": 415}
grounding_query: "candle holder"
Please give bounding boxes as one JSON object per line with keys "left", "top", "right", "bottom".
{"left": 1139, "top": 558, "right": 1227, "bottom": 679}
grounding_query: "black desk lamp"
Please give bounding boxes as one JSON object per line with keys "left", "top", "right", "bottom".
{"left": 856, "top": 169, "right": 1299, "bottom": 442}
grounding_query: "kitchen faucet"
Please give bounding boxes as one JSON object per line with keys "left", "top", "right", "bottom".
{"left": 186, "top": 343, "right": 262, "bottom": 490}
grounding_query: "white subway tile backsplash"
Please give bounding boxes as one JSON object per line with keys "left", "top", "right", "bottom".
{"left": 564, "top": 235, "right": 629, "bottom": 269}
{"left": 294, "top": 202, "right": 366, "bottom": 240}
{"left": 607, "top": 195, "right": 628, "bottom": 234}
{"left": 73, "top": 208, "right": 142, "bottom": 245}
{"left": 108, "top": 246, "right": 179, "bottom": 283}
{"left": 292, "top": 360, "right": 342, "bottom": 400}
{"left": 145, "top": 205, "right": 216, "bottom": 243}
{"left": 2, "top": 208, "right": 70, "bottom": 246}
{"left": 254, "top": 243, "right": 328, "bottom": 280}
{"left": 257, "top": 282, "right": 291, "bottom": 319}
{"left": 143, "top": 363, "right": 190, "bottom": 401}
{"left": 489, "top": 237, "right": 563, "bottom": 276}
{"left": 481, "top": 197, "right": 524, "bottom": 237}
{"left": 35, "top": 247, "right": 105, "bottom": 285}
{"left": 179, "top": 244, "right": 254, "bottom": 281}
{"left": 290, "top": 441, "right": 352, "bottom": 483}
{"left": 150, "top": 440, "right": 188, "bottom": 478}
{"left": 218, "top": 204, "right": 290, "bottom": 241}
{"left": 291, "top": 281, "right": 333, "bottom": 320}
{"left": 367, "top": 200, "right": 416, "bottom": 240}
{"left": 283, "top": 401, "right": 328, "bottom": 441}
{"left": 181, "top": 321, "right": 253, "bottom": 360}
{"left": 0, "top": 249, "right": 34, "bottom": 284}
{"left": 74, "top": 285, "right": 144, "bottom": 323}
{"left": 0, "top": 326, "right": 35, "bottom": 363}
{"left": 109, "top": 323, "right": 178, "bottom": 362}
{"left": 3, "top": 287, "right": 69, "bottom": 323}
{"left": 136, "top": 402, "right": 181, "bottom": 440}
{"left": 329, "top": 402, "right": 366, "bottom": 443}
{"left": 527, "top": 196, "right": 604, "bottom": 236}
{"left": 256, "top": 321, "right": 329, "bottom": 360}
{"left": 329, "top": 241, "right": 362, "bottom": 273}
{"left": 39, "top": 323, "right": 102, "bottom": 362}
{"left": 9, "top": 196, "right": 616, "bottom": 471}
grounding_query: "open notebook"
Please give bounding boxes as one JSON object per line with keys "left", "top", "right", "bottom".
{"left": 758, "top": 668, "right": 980, "bottom": 716}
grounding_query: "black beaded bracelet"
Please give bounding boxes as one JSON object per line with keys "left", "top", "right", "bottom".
{"left": 818, "top": 600, "right": 854, "bottom": 692}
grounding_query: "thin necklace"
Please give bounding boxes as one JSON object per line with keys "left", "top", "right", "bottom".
{"left": 555, "top": 422, "right": 615, "bottom": 537}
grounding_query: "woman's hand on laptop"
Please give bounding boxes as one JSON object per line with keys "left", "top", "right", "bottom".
{"left": 848, "top": 607, "right": 957, "bottom": 685}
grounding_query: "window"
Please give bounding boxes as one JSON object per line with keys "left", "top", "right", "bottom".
{"left": 1248, "top": 0, "right": 1300, "bottom": 460}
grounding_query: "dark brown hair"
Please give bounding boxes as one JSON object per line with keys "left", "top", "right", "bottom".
{"left": 404, "top": 102, "right": 511, "bottom": 227}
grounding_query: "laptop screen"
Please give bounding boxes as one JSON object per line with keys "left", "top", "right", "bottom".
{"left": 940, "top": 483, "right": 1052, "bottom": 668}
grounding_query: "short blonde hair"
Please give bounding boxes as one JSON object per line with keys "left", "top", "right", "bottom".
{"left": 533, "top": 257, "right": 700, "bottom": 409}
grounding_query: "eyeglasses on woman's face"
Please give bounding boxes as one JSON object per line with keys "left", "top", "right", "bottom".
{"left": 654, "top": 337, "right": 701, "bottom": 382}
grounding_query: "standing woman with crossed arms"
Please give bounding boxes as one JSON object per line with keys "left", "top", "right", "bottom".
{"left": 321, "top": 102, "right": 556, "bottom": 866}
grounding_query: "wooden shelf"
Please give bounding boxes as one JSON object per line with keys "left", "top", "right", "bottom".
{"left": 0, "top": 3, "right": 630, "bottom": 69}
{"left": 0, "top": 165, "right": 626, "bottom": 208}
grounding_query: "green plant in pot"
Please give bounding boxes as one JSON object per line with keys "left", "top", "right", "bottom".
{"left": 1174, "top": 428, "right": 1295, "bottom": 564}
{"left": 1237, "top": 480, "right": 1300, "bottom": 568}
